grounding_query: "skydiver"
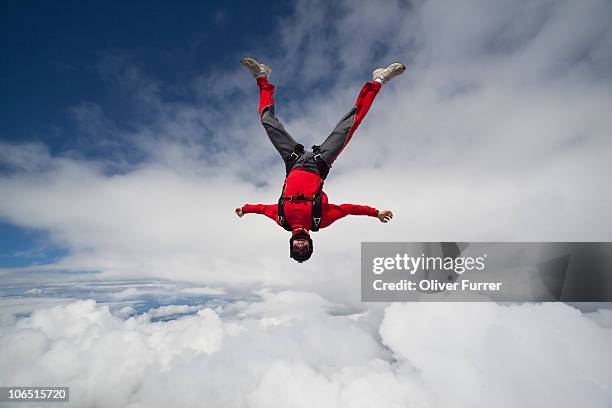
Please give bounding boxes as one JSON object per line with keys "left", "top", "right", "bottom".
{"left": 236, "top": 57, "right": 405, "bottom": 262}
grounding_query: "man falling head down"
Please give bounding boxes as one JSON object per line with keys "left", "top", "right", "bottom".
{"left": 235, "top": 57, "right": 403, "bottom": 263}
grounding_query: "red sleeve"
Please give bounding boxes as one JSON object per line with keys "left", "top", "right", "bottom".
{"left": 242, "top": 204, "right": 278, "bottom": 224}
{"left": 321, "top": 203, "right": 379, "bottom": 228}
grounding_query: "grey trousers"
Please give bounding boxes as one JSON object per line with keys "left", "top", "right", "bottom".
{"left": 260, "top": 80, "right": 381, "bottom": 178}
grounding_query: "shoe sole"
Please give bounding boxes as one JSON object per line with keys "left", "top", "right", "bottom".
{"left": 373, "top": 62, "right": 406, "bottom": 82}
{"left": 241, "top": 57, "right": 271, "bottom": 77}
{"left": 241, "top": 57, "right": 261, "bottom": 73}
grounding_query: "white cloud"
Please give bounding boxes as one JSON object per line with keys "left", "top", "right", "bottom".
{"left": 25, "top": 288, "right": 43, "bottom": 295}
{"left": 381, "top": 302, "right": 612, "bottom": 407}
{"left": 180, "top": 286, "right": 226, "bottom": 295}
{"left": 145, "top": 304, "right": 201, "bottom": 318}
{"left": 0, "top": 296, "right": 76, "bottom": 326}
{"left": 117, "top": 305, "right": 136, "bottom": 318}
{"left": 0, "top": 295, "right": 610, "bottom": 407}
{"left": 0, "top": 142, "right": 52, "bottom": 173}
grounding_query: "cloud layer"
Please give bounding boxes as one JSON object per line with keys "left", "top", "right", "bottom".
{"left": 0, "top": 296, "right": 610, "bottom": 407}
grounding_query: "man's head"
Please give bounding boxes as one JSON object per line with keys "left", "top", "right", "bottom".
{"left": 290, "top": 229, "right": 313, "bottom": 263}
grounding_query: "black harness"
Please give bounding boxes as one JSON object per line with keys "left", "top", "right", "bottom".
{"left": 278, "top": 144, "right": 329, "bottom": 232}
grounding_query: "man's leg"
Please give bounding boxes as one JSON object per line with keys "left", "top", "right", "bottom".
{"left": 316, "top": 81, "right": 382, "bottom": 167}
{"left": 257, "top": 76, "right": 302, "bottom": 162}
{"left": 316, "top": 62, "right": 405, "bottom": 168}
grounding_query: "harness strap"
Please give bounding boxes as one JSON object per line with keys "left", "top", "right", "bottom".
{"left": 310, "top": 181, "right": 324, "bottom": 231}
{"left": 277, "top": 181, "right": 293, "bottom": 231}
{"left": 311, "top": 145, "right": 330, "bottom": 179}
{"left": 282, "top": 144, "right": 306, "bottom": 177}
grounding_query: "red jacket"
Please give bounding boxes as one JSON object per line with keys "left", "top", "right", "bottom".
{"left": 242, "top": 168, "right": 379, "bottom": 230}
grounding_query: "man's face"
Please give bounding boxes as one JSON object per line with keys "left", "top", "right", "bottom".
{"left": 292, "top": 238, "right": 310, "bottom": 252}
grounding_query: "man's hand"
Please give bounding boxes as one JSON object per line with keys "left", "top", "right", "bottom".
{"left": 377, "top": 210, "right": 393, "bottom": 223}
{"left": 235, "top": 207, "right": 244, "bottom": 218}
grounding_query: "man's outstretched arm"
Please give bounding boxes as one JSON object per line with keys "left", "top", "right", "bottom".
{"left": 322, "top": 203, "right": 393, "bottom": 228}
{"left": 235, "top": 204, "right": 278, "bottom": 223}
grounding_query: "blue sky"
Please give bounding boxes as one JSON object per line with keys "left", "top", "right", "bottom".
{"left": 1, "top": 1, "right": 291, "bottom": 152}
{"left": 0, "top": 1, "right": 294, "bottom": 266}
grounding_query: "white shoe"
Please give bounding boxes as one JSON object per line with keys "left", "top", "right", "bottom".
{"left": 373, "top": 62, "right": 406, "bottom": 84}
{"left": 240, "top": 57, "right": 272, "bottom": 78}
